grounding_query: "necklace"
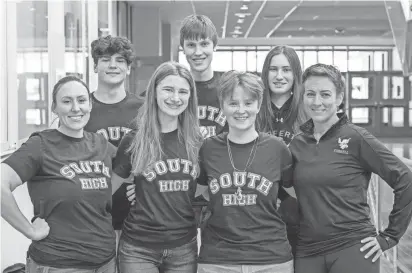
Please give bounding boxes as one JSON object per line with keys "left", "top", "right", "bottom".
{"left": 227, "top": 134, "right": 259, "bottom": 172}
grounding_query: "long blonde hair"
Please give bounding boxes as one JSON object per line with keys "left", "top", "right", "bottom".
{"left": 128, "top": 62, "right": 203, "bottom": 175}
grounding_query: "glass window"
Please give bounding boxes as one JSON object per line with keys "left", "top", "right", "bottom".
{"left": 98, "top": 0, "right": 109, "bottom": 37}
{"left": 213, "top": 51, "right": 232, "bottom": 72}
{"left": 351, "top": 107, "right": 370, "bottom": 124}
{"left": 64, "top": 1, "right": 86, "bottom": 79}
{"left": 318, "top": 51, "right": 333, "bottom": 66}
{"left": 392, "top": 107, "right": 404, "bottom": 127}
{"left": 334, "top": 51, "right": 348, "bottom": 72}
{"left": 373, "top": 51, "right": 388, "bottom": 71}
{"left": 247, "top": 51, "right": 257, "bottom": 72}
{"left": 392, "top": 48, "right": 402, "bottom": 71}
{"left": 233, "top": 51, "right": 247, "bottom": 72}
{"left": 16, "top": 1, "right": 49, "bottom": 140}
{"left": 348, "top": 51, "right": 373, "bottom": 71}
{"left": 295, "top": 50, "right": 304, "bottom": 68}
{"left": 178, "top": 51, "right": 190, "bottom": 69}
{"left": 256, "top": 51, "right": 269, "bottom": 73}
{"left": 303, "top": 51, "right": 317, "bottom": 70}
{"left": 351, "top": 77, "right": 370, "bottom": 99}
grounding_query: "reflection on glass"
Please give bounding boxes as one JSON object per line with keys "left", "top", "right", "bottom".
{"left": 391, "top": 144, "right": 404, "bottom": 158}
{"left": 351, "top": 107, "right": 369, "bottom": 124}
{"left": 213, "top": 51, "right": 232, "bottom": 72}
{"left": 382, "top": 107, "right": 389, "bottom": 125}
{"left": 334, "top": 51, "right": 347, "bottom": 72}
{"left": 233, "top": 51, "right": 247, "bottom": 72}
{"left": 351, "top": 77, "right": 369, "bottom": 99}
{"left": 247, "top": 51, "right": 257, "bottom": 72}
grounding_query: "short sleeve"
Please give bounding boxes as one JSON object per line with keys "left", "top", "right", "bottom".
{"left": 113, "top": 131, "right": 135, "bottom": 178}
{"left": 280, "top": 141, "right": 293, "bottom": 188}
{"left": 3, "top": 135, "right": 43, "bottom": 182}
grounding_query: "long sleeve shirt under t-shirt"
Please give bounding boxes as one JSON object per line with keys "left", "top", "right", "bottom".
{"left": 288, "top": 114, "right": 412, "bottom": 257}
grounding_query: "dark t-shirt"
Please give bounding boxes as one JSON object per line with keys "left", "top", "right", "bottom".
{"left": 3, "top": 129, "right": 116, "bottom": 269}
{"left": 197, "top": 132, "right": 293, "bottom": 265}
{"left": 113, "top": 130, "right": 198, "bottom": 249}
{"left": 84, "top": 92, "right": 142, "bottom": 230}
{"left": 196, "top": 72, "right": 228, "bottom": 138}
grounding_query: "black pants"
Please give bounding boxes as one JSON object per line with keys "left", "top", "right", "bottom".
{"left": 295, "top": 243, "right": 380, "bottom": 273}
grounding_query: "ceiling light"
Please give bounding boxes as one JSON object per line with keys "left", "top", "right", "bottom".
{"left": 30, "top": 7, "right": 36, "bottom": 11}
{"left": 240, "top": 5, "right": 249, "bottom": 11}
{"left": 243, "top": 0, "right": 251, "bottom": 2}
{"left": 237, "top": 19, "right": 245, "bottom": 24}
{"left": 335, "top": 27, "right": 345, "bottom": 34}
{"left": 288, "top": 35, "right": 292, "bottom": 38}
{"left": 235, "top": 13, "right": 252, "bottom": 18}
{"left": 263, "top": 15, "right": 281, "bottom": 20}
{"left": 298, "top": 27, "right": 303, "bottom": 31}
{"left": 231, "top": 30, "right": 243, "bottom": 35}
{"left": 313, "top": 15, "right": 319, "bottom": 20}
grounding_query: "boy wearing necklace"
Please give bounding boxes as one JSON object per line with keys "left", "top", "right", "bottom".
{"left": 196, "top": 71, "right": 294, "bottom": 273}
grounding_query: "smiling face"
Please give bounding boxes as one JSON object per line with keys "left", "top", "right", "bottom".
{"left": 156, "top": 75, "right": 191, "bottom": 122}
{"left": 94, "top": 53, "right": 131, "bottom": 86}
{"left": 303, "top": 76, "right": 343, "bottom": 125}
{"left": 268, "top": 53, "right": 294, "bottom": 96}
{"left": 182, "top": 38, "right": 214, "bottom": 75}
{"left": 54, "top": 81, "right": 92, "bottom": 137}
{"left": 222, "top": 85, "right": 260, "bottom": 133}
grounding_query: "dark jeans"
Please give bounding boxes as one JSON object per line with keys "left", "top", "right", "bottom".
{"left": 117, "top": 237, "right": 198, "bottom": 273}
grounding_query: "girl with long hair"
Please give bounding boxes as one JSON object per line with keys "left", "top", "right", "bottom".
{"left": 258, "top": 45, "right": 309, "bottom": 254}
{"left": 111, "top": 61, "right": 203, "bottom": 273}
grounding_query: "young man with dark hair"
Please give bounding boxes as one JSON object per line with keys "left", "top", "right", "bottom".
{"left": 85, "top": 35, "right": 142, "bottom": 243}
{"left": 180, "top": 14, "right": 226, "bottom": 139}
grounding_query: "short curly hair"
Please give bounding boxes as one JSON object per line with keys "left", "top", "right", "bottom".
{"left": 91, "top": 35, "right": 135, "bottom": 66}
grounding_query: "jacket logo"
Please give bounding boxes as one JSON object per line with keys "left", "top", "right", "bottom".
{"left": 334, "top": 137, "right": 351, "bottom": 154}
{"left": 338, "top": 138, "right": 351, "bottom": 149}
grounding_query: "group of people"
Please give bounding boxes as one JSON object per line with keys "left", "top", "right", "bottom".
{"left": 2, "top": 13, "right": 412, "bottom": 273}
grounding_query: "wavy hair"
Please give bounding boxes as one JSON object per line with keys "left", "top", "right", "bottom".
{"left": 128, "top": 61, "right": 203, "bottom": 176}
{"left": 258, "top": 45, "right": 309, "bottom": 133}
